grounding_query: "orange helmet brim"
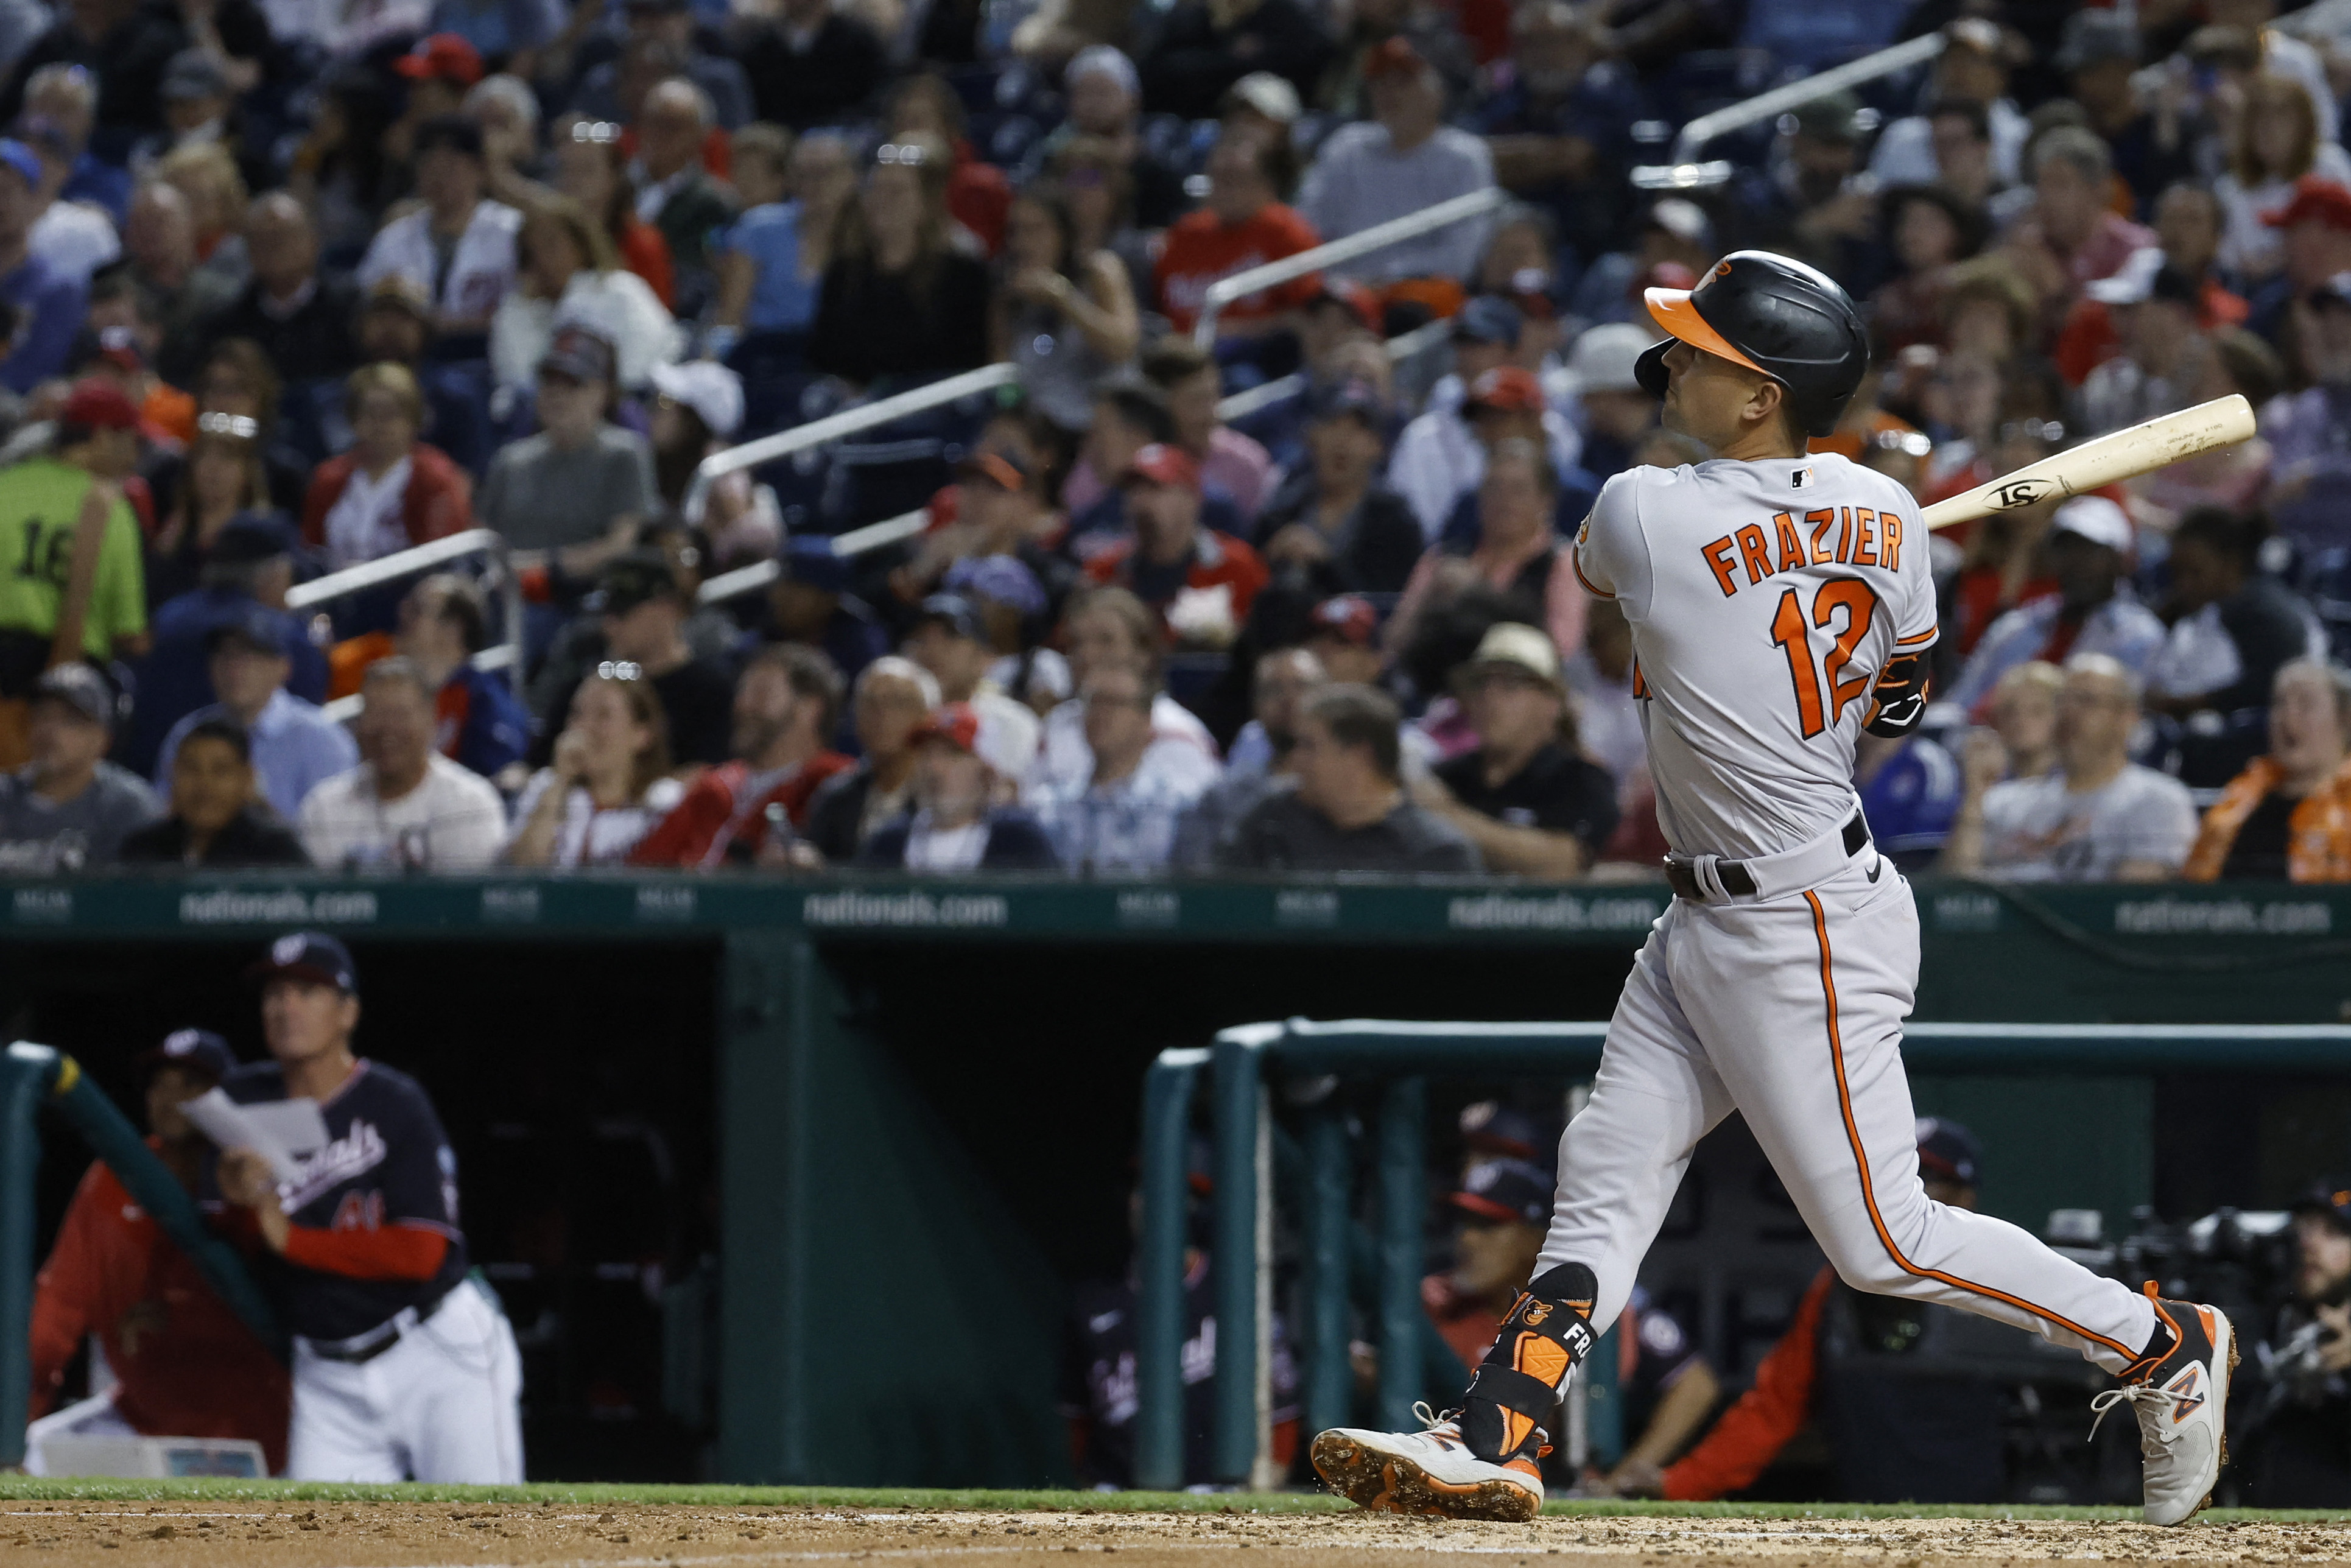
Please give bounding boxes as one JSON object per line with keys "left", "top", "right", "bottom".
{"left": 1643, "top": 287, "right": 1773, "bottom": 380}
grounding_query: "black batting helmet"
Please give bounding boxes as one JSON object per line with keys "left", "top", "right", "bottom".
{"left": 1634, "top": 250, "right": 1869, "bottom": 437}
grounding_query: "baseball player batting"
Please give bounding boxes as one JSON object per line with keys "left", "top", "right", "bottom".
{"left": 1312, "top": 251, "right": 2233, "bottom": 1527}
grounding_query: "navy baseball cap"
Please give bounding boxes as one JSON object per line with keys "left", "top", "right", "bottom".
{"left": 1450, "top": 1158, "right": 1553, "bottom": 1227}
{"left": 1452, "top": 295, "right": 1523, "bottom": 348}
{"left": 209, "top": 510, "right": 299, "bottom": 565}
{"left": 1460, "top": 1100, "right": 1554, "bottom": 1163}
{"left": 205, "top": 602, "right": 292, "bottom": 657}
{"left": 915, "top": 592, "right": 986, "bottom": 643}
{"left": 248, "top": 931, "right": 359, "bottom": 994}
{"left": 1915, "top": 1116, "right": 1982, "bottom": 1187}
{"left": 137, "top": 1027, "right": 237, "bottom": 1086}
{"left": 1309, "top": 378, "right": 1385, "bottom": 427}
{"left": 779, "top": 532, "right": 851, "bottom": 592}
{"left": 2294, "top": 1178, "right": 2351, "bottom": 1229}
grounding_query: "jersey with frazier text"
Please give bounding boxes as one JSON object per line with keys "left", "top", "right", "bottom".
{"left": 1572, "top": 451, "right": 1938, "bottom": 862}
{"left": 224, "top": 1060, "right": 469, "bottom": 1341}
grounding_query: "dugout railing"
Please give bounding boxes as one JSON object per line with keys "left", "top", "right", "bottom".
{"left": 1136, "top": 1018, "right": 2351, "bottom": 1494}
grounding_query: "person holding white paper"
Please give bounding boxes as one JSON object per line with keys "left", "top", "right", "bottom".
{"left": 213, "top": 932, "right": 524, "bottom": 1483}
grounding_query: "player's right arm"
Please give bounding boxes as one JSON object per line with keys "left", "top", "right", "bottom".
{"left": 1570, "top": 471, "right": 1654, "bottom": 618}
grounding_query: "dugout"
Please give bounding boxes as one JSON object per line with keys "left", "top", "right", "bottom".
{"left": 2, "top": 871, "right": 2350, "bottom": 1487}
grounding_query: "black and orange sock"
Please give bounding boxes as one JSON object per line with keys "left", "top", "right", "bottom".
{"left": 1457, "top": 1262, "right": 1598, "bottom": 1464}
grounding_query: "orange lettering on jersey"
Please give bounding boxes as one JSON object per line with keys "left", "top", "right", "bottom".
{"left": 1631, "top": 659, "right": 1648, "bottom": 699}
{"left": 1735, "top": 524, "right": 1773, "bottom": 585}
{"left": 1700, "top": 535, "right": 1740, "bottom": 597}
{"left": 1807, "top": 510, "right": 1838, "bottom": 564}
{"left": 1853, "top": 509, "right": 1878, "bottom": 566}
{"left": 1773, "top": 511, "right": 1805, "bottom": 573}
{"left": 1880, "top": 512, "right": 1903, "bottom": 571}
{"left": 1835, "top": 507, "right": 1855, "bottom": 565}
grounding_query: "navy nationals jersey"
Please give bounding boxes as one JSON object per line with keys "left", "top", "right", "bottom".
{"left": 225, "top": 1060, "right": 469, "bottom": 1340}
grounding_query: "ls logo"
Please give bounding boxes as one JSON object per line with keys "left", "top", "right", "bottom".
{"left": 1990, "top": 477, "right": 2055, "bottom": 509}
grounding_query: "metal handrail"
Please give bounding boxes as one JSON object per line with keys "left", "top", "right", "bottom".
{"left": 683, "top": 364, "right": 1021, "bottom": 523}
{"left": 1191, "top": 188, "right": 1508, "bottom": 346}
{"left": 283, "top": 528, "right": 526, "bottom": 699}
{"left": 1631, "top": 31, "right": 1948, "bottom": 190}
{"left": 319, "top": 643, "right": 517, "bottom": 725}
{"left": 1212, "top": 317, "right": 1455, "bottom": 422}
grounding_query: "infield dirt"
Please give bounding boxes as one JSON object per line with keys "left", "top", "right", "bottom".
{"left": 8, "top": 1502, "right": 2351, "bottom": 1568}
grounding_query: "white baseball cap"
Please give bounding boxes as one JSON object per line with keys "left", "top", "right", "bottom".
{"left": 2052, "top": 494, "right": 2134, "bottom": 554}
{"left": 1226, "top": 71, "right": 1301, "bottom": 124}
{"left": 1564, "top": 322, "right": 1653, "bottom": 396}
{"left": 1467, "top": 622, "right": 1563, "bottom": 689}
{"left": 650, "top": 359, "right": 745, "bottom": 439}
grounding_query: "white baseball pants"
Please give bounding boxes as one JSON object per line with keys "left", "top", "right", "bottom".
{"left": 1539, "top": 854, "right": 2158, "bottom": 1375}
{"left": 289, "top": 1279, "right": 525, "bottom": 1482}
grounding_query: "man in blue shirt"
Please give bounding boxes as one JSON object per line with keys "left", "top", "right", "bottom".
{"left": 127, "top": 514, "right": 326, "bottom": 778}
{"left": 0, "top": 136, "right": 86, "bottom": 392}
{"left": 154, "top": 605, "right": 356, "bottom": 822}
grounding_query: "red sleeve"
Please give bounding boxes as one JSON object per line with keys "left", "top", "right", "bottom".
{"left": 1660, "top": 1267, "right": 1833, "bottom": 1502}
{"left": 281, "top": 1223, "right": 449, "bottom": 1282}
{"left": 299, "top": 462, "right": 342, "bottom": 548}
{"left": 627, "top": 774, "right": 732, "bottom": 866}
{"left": 406, "top": 448, "right": 471, "bottom": 544}
{"left": 1269, "top": 207, "right": 1323, "bottom": 311}
{"left": 27, "top": 1164, "right": 123, "bottom": 1418}
{"left": 1214, "top": 534, "right": 1271, "bottom": 619}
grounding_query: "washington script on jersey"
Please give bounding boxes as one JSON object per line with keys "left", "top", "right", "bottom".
{"left": 278, "top": 1119, "right": 388, "bottom": 1214}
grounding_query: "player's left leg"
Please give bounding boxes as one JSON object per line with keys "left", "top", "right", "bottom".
{"left": 392, "top": 1281, "right": 527, "bottom": 1484}
{"left": 1670, "top": 859, "right": 2229, "bottom": 1524}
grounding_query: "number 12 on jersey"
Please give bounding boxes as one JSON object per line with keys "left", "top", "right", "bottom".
{"left": 1769, "top": 578, "right": 1878, "bottom": 739}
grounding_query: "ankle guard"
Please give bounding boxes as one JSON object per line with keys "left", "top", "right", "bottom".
{"left": 1458, "top": 1263, "right": 1598, "bottom": 1463}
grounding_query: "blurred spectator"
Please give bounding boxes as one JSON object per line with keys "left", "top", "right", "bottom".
{"left": 2053, "top": 10, "right": 2195, "bottom": 212}
{"left": 184, "top": 194, "right": 359, "bottom": 392}
{"left": 1154, "top": 125, "right": 1319, "bottom": 341}
{"left": 1389, "top": 437, "right": 1589, "bottom": 673}
{"left": 884, "top": 74, "right": 1011, "bottom": 256}
{"left": 479, "top": 326, "right": 658, "bottom": 580}
{"left": 1175, "top": 645, "right": 1323, "bottom": 867}
{"left": 356, "top": 116, "right": 521, "bottom": 345}
{"left": 1390, "top": 307, "right": 1583, "bottom": 540}
{"left": 2185, "top": 661, "right": 2351, "bottom": 882}
{"left": 631, "top": 643, "right": 852, "bottom": 865}
{"left": 21, "top": 1028, "right": 289, "bottom": 1478}
{"left": 1561, "top": 324, "right": 1659, "bottom": 481}
{"left": 147, "top": 413, "right": 275, "bottom": 606}
{"left": 1869, "top": 185, "right": 1986, "bottom": 357}
{"left": 1565, "top": 197, "right": 1712, "bottom": 328}
{"left": 1941, "top": 653, "right": 2196, "bottom": 882}
{"left": 0, "top": 136, "right": 85, "bottom": 390}
{"left": 127, "top": 513, "right": 321, "bottom": 778}
{"left": 1253, "top": 381, "right": 1422, "bottom": 596}
{"left": 904, "top": 591, "right": 1043, "bottom": 773}
{"left": 1033, "top": 661, "right": 1220, "bottom": 873}
{"left": 120, "top": 183, "right": 228, "bottom": 361}
{"left": 2148, "top": 507, "right": 2316, "bottom": 722}
{"left": 1953, "top": 661, "right": 2065, "bottom": 807}
{"left": 574, "top": 0, "right": 749, "bottom": 132}
{"left": 1296, "top": 38, "right": 1492, "bottom": 287}
{"left": 2002, "top": 127, "right": 2157, "bottom": 332}
{"left": 350, "top": 277, "right": 492, "bottom": 477}
{"left": 118, "top": 715, "right": 309, "bottom": 866}
{"left": 1083, "top": 441, "right": 1268, "bottom": 650}
{"left": 387, "top": 34, "right": 485, "bottom": 167}
{"left": 2238, "top": 1179, "right": 2351, "bottom": 1506}
{"left": 300, "top": 364, "right": 474, "bottom": 570}
{"left": 1144, "top": 336, "right": 1275, "bottom": 521}
{"left": 1215, "top": 683, "right": 1478, "bottom": 871}
{"left": 2077, "top": 262, "right": 2208, "bottom": 437}
{"left": 630, "top": 79, "right": 734, "bottom": 317}
{"left": 156, "top": 605, "right": 355, "bottom": 821}
{"left": 19, "top": 65, "right": 127, "bottom": 222}
{"left": 504, "top": 670, "right": 683, "bottom": 867}
{"left": 996, "top": 186, "right": 1139, "bottom": 432}
{"left": 1474, "top": 2, "right": 1643, "bottom": 247}
{"left": 856, "top": 700, "right": 1058, "bottom": 869}
{"left": 1320, "top": 0, "right": 1474, "bottom": 117}
{"left": 20, "top": 121, "right": 119, "bottom": 289}
{"left": 0, "top": 0, "right": 186, "bottom": 153}
{"left": 1855, "top": 728, "right": 1963, "bottom": 874}
{"left": 1034, "top": 585, "right": 1218, "bottom": 796}
{"left": 1040, "top": 46, "right": 1187, "bottom": 231}
{"left": 801, "top": 655, "right": 936, "bottom": 863}
{"left": 1949, "top": 497, "right": 2164, "bottom": 712}
{"left": 1728, "top": 93, "right": 1878, "bottom": 282}
{"left": 768, "top": 534, "right": 888, "bottom": 692}
{"left": 490, "top": 194, "right": 677, "bottom": 398}
{"left": 740, "top": 0, "right": 887, "bottom": 132}
{"left": 2249, "top": 176, "right": 2351, "bottom": 343}
{"left": 374, "top": 574, "right": 530, "bottom": 786}
{"left": 2267, "top": 271, "right": 2351, "bottom": 555}
{"left": 1139, "top": 0, "right": 1330, "bottom": 121}
{"left": 544, "top": 550, "right": 733, "bottom": 766}
{"left": 0, "top": 662, "right": 155, "bottom": 870}
{"left": 2128, "top": 328, "right": 2276, "bottom": 528}
{"left": 2216, "top": 74, "right": 2351, "bottom": 281}
{"left": 709, "top": 123, "right": 816, "bottom": 355}
{"left": 553, "top": 117, "right": 676, "bottom": 310}
{"left": 808, "top": 133, "right": 991, "bottom": 386}
{"left": 1047, "top": 134, "right": 1156, "bottom": 309}
{"left": 647, "top": 361, "right": 775, "bottom": 567}
{"left": 1871, "top": 24, "right": 2025, "bottom": 194}
{"left": 1411, "top": 622, "right": 1615, "bottom": 877}
{"left": 297, "top": 658, "right": 507, "bottom": 871}
{"left": 1303, "top": 591, "right": 1383, "bottom": 686}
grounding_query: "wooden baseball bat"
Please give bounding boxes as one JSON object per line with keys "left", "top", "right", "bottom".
{"left": 1917, "top": 393, "right": 2257, "bottom": 532}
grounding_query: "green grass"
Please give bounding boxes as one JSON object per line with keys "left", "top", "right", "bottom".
{"left": 1, "top": 1478, "right": 2349, "bottom": 1523}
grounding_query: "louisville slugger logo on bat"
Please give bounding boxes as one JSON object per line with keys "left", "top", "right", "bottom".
{"left": 1920, "top": 395, "right": 2257, "bottom": 532}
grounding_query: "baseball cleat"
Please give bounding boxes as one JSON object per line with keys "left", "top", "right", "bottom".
{"left": 2090, "top": 1292, "right": 2235, "bottom": 1527}
{"left": 1310, "top": 1405, "right": 1544, "bottom": 1522}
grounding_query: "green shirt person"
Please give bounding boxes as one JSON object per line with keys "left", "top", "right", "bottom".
{"left": 0, "top": 379, "right": 149, "bottom": 679}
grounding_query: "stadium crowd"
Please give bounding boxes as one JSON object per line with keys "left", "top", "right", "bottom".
{"left": 0, "top": 0, "right": 2342, "bottom": 880}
